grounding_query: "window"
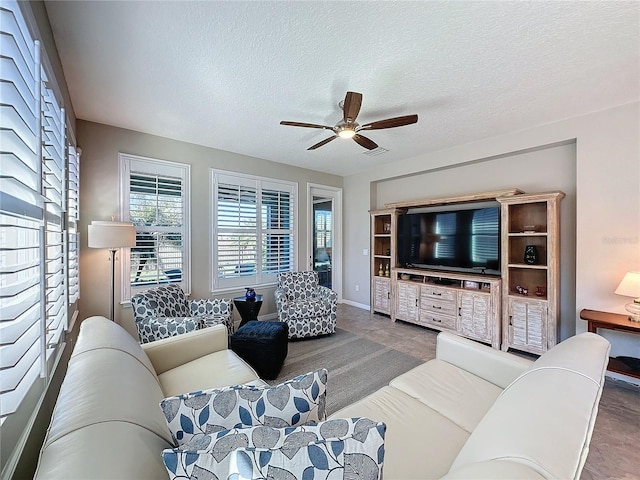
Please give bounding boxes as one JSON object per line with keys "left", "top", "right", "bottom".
{"left": 119, "top": 154, "right": 190, "bottom": 299}
{"left": 0, "top": 0, "right": 78, "bottom": 436}
{"left": 212, "top": 170, "right": 296, "bottom": 291}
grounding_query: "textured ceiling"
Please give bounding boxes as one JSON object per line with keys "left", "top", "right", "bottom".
{"left": 45, "top": 1, "right": 639, "bottom": 177}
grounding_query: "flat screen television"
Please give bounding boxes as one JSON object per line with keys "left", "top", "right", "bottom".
{"left": 397, "top": 203, "right": 501, "bottom": 276}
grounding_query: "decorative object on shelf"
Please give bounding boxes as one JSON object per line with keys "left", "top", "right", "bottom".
{"left": 383, "top": 222, "right": 391, "bottom": 232}
{"left": 245, "top": 287, "right": 257, "bottom": 301}
{"left": 523, "top": 225, "right": 537, "bottom": 233}
{"left": 400, "top": 273, "right": 410, "bottom": 280}
{"left": 535, "top": 286, "right": 546, "bottom": 297}
{"left": 614, "top": 271, "right": 640, "bottom": 322}
{"left": 379, "top": 263, "right": 384, "bottom": 276}
{"left": 386, "top": 248, "right": 391, "bottom": 256}
{"left": 384, "top": 264, "right": 390, "bottom": 277}
{"left": 88, "top": 220, "right": 137, "bottom": 321}
{"left": 464, "top": 280, "right": 480, "bottom": 290}
{"left": 515, "top": 285, "right": 529, "bottom": 296}
{"left": 523, "top": 245, "right": 538, "bottom": 265}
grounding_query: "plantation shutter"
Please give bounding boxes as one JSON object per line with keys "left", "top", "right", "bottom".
{"left": 216, "top": 178, "right": 258, "bottom": 286}
{"left": 261, "top": 186, "right": 293, "bottom": 277}
{"left": 0, "top": 3, "right": 42, "bottom": 419}
{"left": 213, "top": 171, "right": 295, "bottom": 290}
{"left": 67, "top": 145, "right": 80, "bottom": 306}
{"left": 129, "top": 174, "right": 184, "bottom": 286}
{"left": 120, "top": 154, "right": 191, "bottom": 299}
{"left": 41, "top": 81, "right": 67, "bottom": 351}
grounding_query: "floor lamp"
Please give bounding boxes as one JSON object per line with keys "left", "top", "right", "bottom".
{"left": 88, "top": 220, "right": 137, "bottom": 321}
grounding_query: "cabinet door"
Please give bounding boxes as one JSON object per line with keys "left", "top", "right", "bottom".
{"left": 458, "top": 291, "right": 491, "bottom": 342}
{"left": 507, "top": 297, "right": 547, "bottom": 352}
{"left": 396, "top": 281, "right": 419, "bottom": 322}
{"left": 373, "top": 277, "right": 391, "bottom": 314}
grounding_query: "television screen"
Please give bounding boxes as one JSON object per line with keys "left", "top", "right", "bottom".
{"left": 397, "top": 205, "right": 500, "bottom": 275}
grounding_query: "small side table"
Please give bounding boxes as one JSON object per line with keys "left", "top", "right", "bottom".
{"left": 579, "top": 308, "right": 640, "bottom": 379}
{"left": 233, "top": 295, "right": 263, "bottom": 328}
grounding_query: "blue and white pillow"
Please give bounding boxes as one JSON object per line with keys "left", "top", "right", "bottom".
{"left": 162, "top": 417, "right": 386, "bottom": 480}
{"left": 160, "top": 369, "right": 328, "bottom": 445}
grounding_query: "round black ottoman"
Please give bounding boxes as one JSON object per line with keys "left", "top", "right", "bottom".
{"left": 230, "top": 321, "right": 288, "bottom": 380}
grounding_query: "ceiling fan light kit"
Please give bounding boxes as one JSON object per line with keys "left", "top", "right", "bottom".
{"left": 281, "top": 91, "right": 418, "bottom": 151}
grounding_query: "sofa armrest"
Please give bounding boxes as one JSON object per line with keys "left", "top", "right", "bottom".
{"left": 142, "top": 324, "right": 228, "bottom": 375}
{"left": 317, "top": 285, "right": 337, "bottom": 303}
{"left": 436, "top": 332, "right": 533, "bottom": 389}
{"left": 440, "top": 459, "right": 547, "bottom": 479}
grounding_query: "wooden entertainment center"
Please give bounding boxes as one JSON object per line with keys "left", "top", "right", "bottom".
{"left": 370, "top": 188, "right": 564, "bottom": 353}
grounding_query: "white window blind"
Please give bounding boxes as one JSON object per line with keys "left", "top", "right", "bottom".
{"left": 120, "top": 154, "right": 190, "bottom": 299}
{"left": 41, "top": 81, "right": 67, "bottom": 353}
{"left": 67, "top": 146, "right": 80, "bottom": 305}
{"left": 0, "top": 0, "right": 73, "bottom": 424}
{"left": 212, "top": 171, "right": 295, "bottom": 290}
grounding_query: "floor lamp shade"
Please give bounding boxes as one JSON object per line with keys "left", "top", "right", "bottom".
{"left": 88, "top": 221, "right": 137, "bottom": 249}
{"left": 88, "top": 221, "right": 137, "bottom": 321}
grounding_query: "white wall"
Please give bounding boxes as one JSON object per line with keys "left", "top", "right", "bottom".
{"left": 343, "top": 102, "right": 639, "bottom": 367}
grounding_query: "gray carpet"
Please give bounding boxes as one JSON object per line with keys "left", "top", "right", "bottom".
{"left": 267, "top": 328, "right": 424, "bottom": 415}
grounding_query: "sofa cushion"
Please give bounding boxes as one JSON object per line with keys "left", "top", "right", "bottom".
{"left": 161, "top": 417, "right": 386, "bottom": 480}
{"left": 330, "top": 386, "right": 469, "bottom": 479}
{"left": 70, "top": 316, "right": 157, "bottom": 377}
{"left": 161, "top": 369, "right": 328, "bottom": 445}
{"left": 36, "top": 422, "right": 172, "bottom": 479}
{"left": 157, "top": 349, "right": 266, "bottom": 397}
{"left": 449, "top": 332, "right": 610, "bottom": 480}
{"left": 389, "top": 359, "right": 503, "bottom": 433}
{"left": 43, "top": 348, "right": 173, "bottom": 448}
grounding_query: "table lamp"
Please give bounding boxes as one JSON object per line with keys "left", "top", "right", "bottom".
{"left": 88, "top": 220, "right": 137, "bottom": 321}
{"left": 614, "top": 271, "right": 640, "bottom": 322}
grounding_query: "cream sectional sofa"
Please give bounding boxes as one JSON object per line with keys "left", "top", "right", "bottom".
{"left": 35, "top": 316, "right": 610, "bottom": 479}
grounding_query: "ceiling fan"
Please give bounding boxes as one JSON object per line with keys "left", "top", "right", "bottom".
{"left": 280, "top": 91, "right": 418, "bottom": 151}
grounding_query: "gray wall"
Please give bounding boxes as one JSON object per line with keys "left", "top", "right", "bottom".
{"left": 375, "top": 142, "right": 577, "bottom": 340}
{"left": 78, "top": 120, "right": 342, "bottom": 338}
{"left": 343, "top": 102, "right": 640, "bottom": 375}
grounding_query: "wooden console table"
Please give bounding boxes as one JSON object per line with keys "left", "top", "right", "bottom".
{"left": 579, "top": 308, "right": 640, "bottom": 379}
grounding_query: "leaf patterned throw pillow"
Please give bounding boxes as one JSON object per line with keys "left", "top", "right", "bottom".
{"left": 160, "top": 369, "right": 328, "bottom": 446}
{"left": 161, "top": 417, "right": 386, "bottom": 480}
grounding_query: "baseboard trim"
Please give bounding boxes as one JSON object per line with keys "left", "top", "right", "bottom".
{"left": 340, "top": 299, "right": 370, "bottom": 311}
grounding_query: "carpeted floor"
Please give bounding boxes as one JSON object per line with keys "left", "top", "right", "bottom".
{"left": 267, "top": 328, "right": 424, "bottom": 415}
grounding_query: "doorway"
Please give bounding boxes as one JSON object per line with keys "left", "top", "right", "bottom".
{"left": 307, "top": 184, "right": 342, "bottom": 299}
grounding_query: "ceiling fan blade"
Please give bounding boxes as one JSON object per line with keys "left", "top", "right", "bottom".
{"left": 359, "top": 114, "right": 418, "bottom": 131}
{"left": 308, "top": 136, "right": 337, "bottom": 150}
{"left": 343, "top": 91, "right": 363, "bottom": 123}
{"left": 280, "top": 121, "right": 334, "bottom": 130}
{"left": 353, "top": 134, "right": 378, "bottom": 150}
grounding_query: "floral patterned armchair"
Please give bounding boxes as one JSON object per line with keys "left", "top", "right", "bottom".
{"left": 131, "top": 284, "right": 234, "bottom": 344}
{"left": 275, "top": 271, "right": 337, "bottom": 339}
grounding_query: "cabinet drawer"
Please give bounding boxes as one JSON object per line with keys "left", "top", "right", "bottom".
{"left": 419, "top": 296, "right": 457, "bottom": 316}
{"left": 421, "top": 285, "right": 457, "bottom": 303}
{"left": 419, "top": 311, "right": 457, "bottom": 330}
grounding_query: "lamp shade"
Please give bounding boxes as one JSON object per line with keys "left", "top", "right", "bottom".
{"left": 614, "top": 271, "right": 640, "bottom": 299}
{"left": 88, "top": 221, "right": 137, "bottom": 249}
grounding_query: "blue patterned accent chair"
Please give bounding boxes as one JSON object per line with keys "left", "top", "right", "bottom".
{"left": 275, "top": 271, "right": 337, "bottom": 339}
{"left": 131, "top": 284, "right": 234, "bottom": 344}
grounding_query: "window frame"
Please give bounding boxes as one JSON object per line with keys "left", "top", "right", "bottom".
{"left": 210, "top": 169, "right": 297, "bottom": 293}
{"left": 119, "top": 153, "right": 191, "bottom": 300}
